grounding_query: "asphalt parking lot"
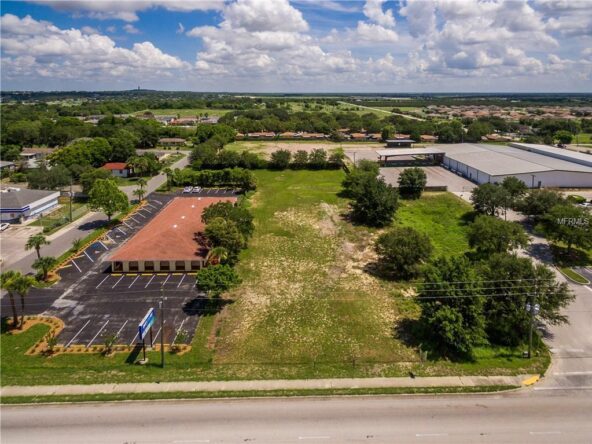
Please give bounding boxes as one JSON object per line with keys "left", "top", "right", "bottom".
{"left": 1, "top": 192, "right": 214, "bottom": 348}
{"left": 380, "top": 166, "right": 476, "bottom": 192}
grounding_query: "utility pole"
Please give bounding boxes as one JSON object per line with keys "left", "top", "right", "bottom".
{"left": 527, "top": 279, "right": 538, "bottom": 359}
{"left": 69, "top": 178, "right": 73, "bottom": 222}
{"left": 160, "top": 290, "right": 165, "bottom": 368}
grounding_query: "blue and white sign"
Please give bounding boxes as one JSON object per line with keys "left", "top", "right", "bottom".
{"left": 138, "top": 308, "right": 156, "bottom": 340}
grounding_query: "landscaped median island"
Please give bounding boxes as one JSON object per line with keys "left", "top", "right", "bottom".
{"left": 1, "top": 169, "right": 553, "bottom": 397}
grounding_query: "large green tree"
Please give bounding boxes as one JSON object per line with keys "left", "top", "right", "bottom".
{"left": 468, "top": 215, "right": 530, "bottom": 256}
{"left": 517, "top": 189, "right": 564, "bottom": 219}
{"left": 350, "top": 175, "right": 398, "bottom": 227}
{"left": 0, "top": 271, "right": 20, "bottom": 328}
{"left": 542, "top": 204, "right": 592, "bottom": 253}
{"left": 481, "top": 253, "right": 574, "bottom": 346}
{"left": 12, "top": 274, "right": 36, "bottom": 328}
{"left": 195, "top": 264, "right": 241, "bottom": 297}
{"left": 202, "top": 201, "right": 254, "bottom": 238}
{"left": 470, "top": 183, "right": 510, "bottom": 216}
{"left": 397, "top": 167, "right": 427, "bottom": 199}
{"left": 375, "top": 226, "right": 433, "bottom": 279}
{"left": 204, "top": 217, "right": 246, "bottom": 263}
{"left": 419, "top": 256, "right": 486, "bottom": 357}
{"left": 88, "top": 178, "right": 129, "bottom": 221}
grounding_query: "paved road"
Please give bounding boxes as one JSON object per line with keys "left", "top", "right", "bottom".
{"left": 3, "top": 393, "right": 592, "bottom": 443}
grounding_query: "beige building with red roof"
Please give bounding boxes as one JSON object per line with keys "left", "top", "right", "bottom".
{"left": 109, "top": 196, "right": 235, "bottom": 273}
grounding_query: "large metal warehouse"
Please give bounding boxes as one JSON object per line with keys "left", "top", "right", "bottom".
{"left": 439, "top": 144, "right": 592, "bottom": 188}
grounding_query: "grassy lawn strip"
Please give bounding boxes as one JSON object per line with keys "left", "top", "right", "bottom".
{"left": 558, "top": 267, "right": 589, "bottom": 284}
{"left": 1, "top": 385, "right": 517, "bottom": 405}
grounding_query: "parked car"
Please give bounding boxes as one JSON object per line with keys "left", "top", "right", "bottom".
{"left": 192, "top": 186, "right": 202, "bottom": 193}
{"left": 182, "top": 186, "right": 192, "bottom": 193}
{"left": 0, "top": 223, "right": 10, "bottom": 231}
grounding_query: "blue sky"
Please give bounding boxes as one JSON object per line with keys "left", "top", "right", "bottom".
{"left": 1, "top": 0, "right": 591, "bottom": 92}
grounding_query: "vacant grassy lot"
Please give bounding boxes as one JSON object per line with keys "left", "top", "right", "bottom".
{"left": 1, "top": 171, "right": 547, "bottom": 386}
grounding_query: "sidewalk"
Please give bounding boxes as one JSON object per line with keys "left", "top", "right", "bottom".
{"left": 1, "top": 375, "right": 536, "bottom": 397}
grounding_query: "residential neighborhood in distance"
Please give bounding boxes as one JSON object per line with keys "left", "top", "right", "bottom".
{"left": 1, "top": 1, "right": 591, "bottom": 443}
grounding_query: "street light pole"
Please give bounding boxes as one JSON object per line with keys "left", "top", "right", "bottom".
{"left": 69, "top": 178, "right": 73, "bottom": 222}
{"left": 527, "top": 280, "right": 537, "bottom": 359}
{"left": 160, "top": 291, "right": 165, "bottom": 368}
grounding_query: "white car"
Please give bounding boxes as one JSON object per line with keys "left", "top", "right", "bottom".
{"left": 182, "top": 186, "right": 192, "bottom": 193}
{"left": 0, "top": 223, "right": 10, "bottom": 231}
{"left": 192, "top": 186, "right": 202, "bottom": 193}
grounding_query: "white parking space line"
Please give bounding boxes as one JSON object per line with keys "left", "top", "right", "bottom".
{"left": 177, "top": 274, "right": 187, "bottom": 288}
{"left": 128, "top": 275, "right": 141, "bottom": 288}
{"left": 146, "top": 202, "right": 159, "bottom": 209}
{"left": 83, "top": 250, "right": 94, "bottom": 262}
{"left": 140, "top": 207, "right": 153, "bottom": 213}
{"left": 136, "top": 212, "right": 147, "bottom": 219}
{"left": 65, "top": 319, "right": 91, "bottom": 348}
{"left": 151, "top": 326, "right": 162, "bottom": 346}
{"left": 87, "top": 320, "right": 109, "bottom": 348}
{"left": 145, "top": 275, "right": 156, "bottom": 288}
{"left": 115, "top": 320, "right": 128, "bottom": 338}
{"left": 116, "top": 227, "right": 127, "bottom": 235}
{"left": 71, "top": 260, "right": 82, "bottom": 273}
{"left": 162, "top": 274, "right": 172, "bottom": 286}
{"left": 112, "top": 275, "right": 125, "bottom": 288}
{"left": 122, "top": 221, "right": 133, "bottom": 229}
{"left": 99, "top": 241, "right": 109, "bottom": 250}
{"left": 96, "top": 275, "right": 110, "bottom": 289}
{"left": 105, "top": 234, "right": 115, "bottom": 243}
{"left": 172, "top": 319, "right": 187, "bottom": 343}
{"left": 129, "top": 330, "right": 139, "bottom": 346}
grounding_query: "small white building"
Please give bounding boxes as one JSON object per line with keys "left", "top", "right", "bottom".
{"left": 0, "top": 187, "right": 60, "bottom": 222}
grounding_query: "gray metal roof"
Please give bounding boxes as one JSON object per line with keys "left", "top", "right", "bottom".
{"left": 437, "top": 144, "right": 592, "bottom": 176}
{"left": 509, "top": 143, "right": 592, "bottom": 167}
{"left": 0, "top": 161, "right": 15, "bottom": 168}
{"left": 377, "top": 147, "right": 445, "bottom": 157}
{"left": 0, "top": 188, "right": 59, "bottom": 210}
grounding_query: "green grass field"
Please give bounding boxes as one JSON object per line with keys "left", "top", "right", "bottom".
{"left": 576, "top": 133, "right": 592, "bottom": 144}
{"left": 1, "top": 171, "right": 548, "bottom": 387}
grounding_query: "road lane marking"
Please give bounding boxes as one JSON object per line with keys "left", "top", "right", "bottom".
{"left": 87, "top": 320, "right": 110, "bottom": 347}
{"left": 162, "top": 274, "right": 172, "bottom": 286}
{"left": 145, "top": 275, "right": 156, "bottom": 288}
{"left": 585, "top": 286, "right": 592, "bottom": 292}
{"left": 554, "top": 371, "right": 592, "bottom": 376}
{"left": 65, "top": 319, "right": 91, "bottom": 348}
{"left": 128, "top": 275, "right": 141, "bottom": 288}
{"left": 177, "top": 274, "right": 186, "bottom": 288}
{"left": 416, "top": 433, "right": 448, "bottom": 437}
{"left": 115, "top": 320, "right": 128, "bottom": 338}
{"left": 298, "top": 436, "right": 330, "bottom": 440}
{"left": 83, "top": 250, "right": 95, "bottom": 262}
{"left": 534, "top": 386, "right": 592, "bottom": 391}
{"left": 96, "top": 275, "right": 110, "bottom": 289}
{"left": 529, "top": 431, "right": 561, "bottom": 435}
{"left": 71, "top": 260, "right": 82, "bottom": 272}
{"left": 173, "top": 440, "right": 210, "bottom": 443}
{"left": 112, "top": 275, "right": 125, "bottom": 288}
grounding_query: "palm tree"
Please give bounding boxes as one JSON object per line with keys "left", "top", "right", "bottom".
{"left": 0, "top": 271, "right": 20, "bottom": 328}
{"left": 33, "top": 256, "right": 57, "bottom": 282}
{"left": 25, "top": 234, "right": 50, "bottom": 259}
{"left": 206, "top": 247, "right": 229, "bottom": 265}
{"left": 163, "top": 167, "right": 173, "bottom": 190}
{"left": 137, "top": 177, "right": 147, "bottom": 191}
{"left": 71, "top": 238, "right": 84, "bottom": 253}
{"left": 133, "top": 188, "right": 145, "bottom": 202}
{"left": 13, "top": 274, "right": 36, "bottom": 329}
